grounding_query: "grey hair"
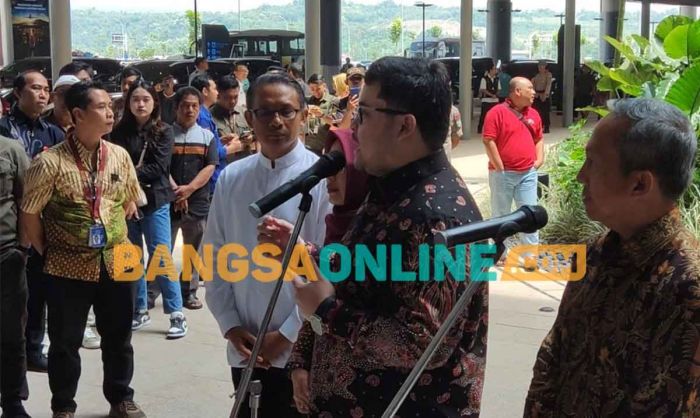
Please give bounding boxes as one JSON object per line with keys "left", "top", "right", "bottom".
{"left": 612, "top": 98, "right": 697, "bottom": 201}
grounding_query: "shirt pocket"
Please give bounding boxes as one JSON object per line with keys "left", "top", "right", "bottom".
{"left": 0, "top": 156, "right": 16, "bottom": 200}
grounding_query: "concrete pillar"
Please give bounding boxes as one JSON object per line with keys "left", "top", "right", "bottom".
{"left": 0, "top": 0, "right": 13, "bottom": 66}
{"left": 679, "top": 6, "right": 697, "bottom": 19}
{"left": 486, "top": 0, "right": 511, "bottom": 64}
{"left": 640, "top": 0, "right": 651, "bottom": 39}
{"left": 599, "top": 0, "right": 619, "bottom": 63}
{"left": 50, "top": 0, "right": 72, "bottom": 83}
{"left": 320, "top": 0, "right": 340, "bottom": 84}
{"left": 459, "top": 0, "right": 473, "bottom": 137}
{"left": 304, "top": 0, "right": 321, "bottom": 78}
{"left": 563, "top": 0, "right": 575, "bottom": 127}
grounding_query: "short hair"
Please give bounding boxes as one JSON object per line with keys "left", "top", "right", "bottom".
{"left": 611, "top": 98, "right": 697, "bottom": 201}
{"left": 174, "top": 86, "right": 203, "bottom": 108}
{"left": 235, "top": 63, "right": 248, "bottom": 71}
{"left": 59, "top": 61, "right": 92, "bottom": 78}
{"left": 13, "top": 70, "right": 45, "bottom": 92}
{"left": 364, "top": 56, "right": 451, "bottom": 150}
{"left": 307, "top": 73, "right": 324, "bottom": 85}
{"left": 217, "top": 75, "right": 239, "bottom": 92}
{"left": 65, "top": 80, "right": 105, "bottom": 114}
{"left": 194, "top": 57, "right": 207, "bottom": 67}
{"left": 120, "top": 67, "right": 142, "bottom": 81}
{"left": 246, "top": 72, "right": 306, "bottom": 110}
{"left": 191, "top": 73, "right": 213, "bottom": 93}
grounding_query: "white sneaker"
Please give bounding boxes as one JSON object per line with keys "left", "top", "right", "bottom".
{"left": 166, "top": 312, "right": 188, "bottom": 339}
{"left": 82, "top": 327, "right": 101, "bottom": 349}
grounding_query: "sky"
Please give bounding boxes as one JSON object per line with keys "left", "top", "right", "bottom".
{"left": 70, "top": 0, "right": 682, "bottom": 13}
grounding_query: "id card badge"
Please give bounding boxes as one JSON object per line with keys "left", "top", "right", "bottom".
{"left": 88, "top": 224, "right": 107, "bottom": 248}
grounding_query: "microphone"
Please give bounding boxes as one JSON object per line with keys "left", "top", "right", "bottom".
{"left": 434, "top": 205, "right": 548, "bottom": 247}
{"left": 248, "top": 150, "right": 346, "bottom": 218}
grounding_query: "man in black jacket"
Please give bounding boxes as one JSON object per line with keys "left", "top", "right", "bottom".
{"left": 0, "top": 70, "right": 63, "bottom": 374}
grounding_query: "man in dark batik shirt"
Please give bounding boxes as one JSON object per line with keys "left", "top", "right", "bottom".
{"left": 525, "top": 98, "right": 700, "bottom": 417}
{"left": 291, "top": 57, "right": 487, "bottom": 417}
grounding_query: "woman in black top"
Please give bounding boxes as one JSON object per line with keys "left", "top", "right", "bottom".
{"left": 111, "top": 79, "right": 188, "bottom": 339}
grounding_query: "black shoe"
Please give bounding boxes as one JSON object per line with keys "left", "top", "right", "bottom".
{"left": 184, "top": 295, "right": 203, "bottom": 310}
{"left": 1, "top": 401, "right": 32, "bottom": 418}
{"left": 26, "top": 352, "right": 48, "bottom": 373}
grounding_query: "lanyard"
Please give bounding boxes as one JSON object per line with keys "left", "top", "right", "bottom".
{"left": 67, "top": 135, "right": 108, "bottom": 222}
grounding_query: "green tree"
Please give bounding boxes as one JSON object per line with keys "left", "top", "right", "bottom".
{"left": 472, "top": 30, "right": 483, "bottom": 41}
{"left": 185, "top": 10, "right": 202, "bottom": 52}
{"left": 389, "top": 17, "right": 402, "bottom": 46}
{"left": 428, "top": 25, "right": 442, "bottom": 38}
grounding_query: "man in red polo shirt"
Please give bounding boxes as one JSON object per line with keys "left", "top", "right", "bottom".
{"left": 482, "top": 77, "right": 544, "bottom": 246}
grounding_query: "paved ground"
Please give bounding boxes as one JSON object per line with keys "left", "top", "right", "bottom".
{"left": 24, "top": 114, "right": 596, "bottom": 417}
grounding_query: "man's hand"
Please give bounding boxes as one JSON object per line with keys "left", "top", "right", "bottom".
{"left": 291, "top": 369, "right": 311, "bottom": 414}
{"left": 347, "top": 95, "right": 359, "bottom": 113}
{"left": 225, "top": 138, "right": 243, "bottom": 155}
{"left": 257, "top": 216, "right": 302, "bottom": 249}
{"left": 174, "top": 184, "right": 194, "bottom": 202}
{"left": 225, "top": 327, "right": 270, "bottom": 369}
{"left": 124, "top": 201, "right": 139, "bottom": 220}
{"left": 260, "top": 330, "right": 293, "bottom": 364}
{"left": 293, "top": 275, "right": 335, "bottom": 318}
{"left": 174, "top": 199, "right": 189, "bottom": 213}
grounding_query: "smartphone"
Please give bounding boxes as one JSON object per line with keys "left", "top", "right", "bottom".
{"left": 350, "top": 86, "right": 361, "bottom": 98}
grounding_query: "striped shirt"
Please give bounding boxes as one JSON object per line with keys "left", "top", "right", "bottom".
{"left": 21, "top": 131, "right": 144, "bottom": 281}
{"left": 170, "top": 122, "right": 218, "bottom": 218}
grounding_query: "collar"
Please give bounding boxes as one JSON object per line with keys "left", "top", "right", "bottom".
{"left": 211, "top": 103, "right": 237, "bottom": 119}
{"left": 174, "top": 122, "right": 202, "bottom": 135}
{"left": 256, "top": 139, "right": 306, "bottom": 170}
{"left": 368, "top": 150, "right": 449, "bottom": 205}
{"left": 505, "top": 98, "right": 530, "bottom": 114}
{"left": 601, "top": 208, "right": 685, "bottom": 267}
{"left": 67, "top": 130, "right": 103, "bottom": 170}
{"left": 11, "top": 105, "right": 46, "bottom": 130}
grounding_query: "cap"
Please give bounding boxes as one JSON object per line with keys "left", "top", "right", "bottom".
{"left": 347, "top": 66, "right": 365, "bottom": 78}
{"left": 53, "top": 75, "right": 80, "bottom": 91}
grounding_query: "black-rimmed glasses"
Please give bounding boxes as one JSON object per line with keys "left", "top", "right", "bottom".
{"left": 250, "top": 108, "right": 300, "bottom": 121}
{"left": 355, "top": 106, "right": 411, "bottom": 124}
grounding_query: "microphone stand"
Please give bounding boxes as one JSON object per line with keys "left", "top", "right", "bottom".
{"left": 230, "top": 178, "right": 318, "bottom": 418}
{"left": 381, "top": 233, "right": 509, "bottom": 418}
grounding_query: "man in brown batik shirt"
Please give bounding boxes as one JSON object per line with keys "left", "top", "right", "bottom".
{"left": 525, "top": 98, "right": 700, "bottom": 417}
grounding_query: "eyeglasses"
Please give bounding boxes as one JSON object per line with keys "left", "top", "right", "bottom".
{"left": 354, "top": 105, "right": 411, "bottom": 125}
{"left": 251, "top": 108, "right": 300, "bottom": 121}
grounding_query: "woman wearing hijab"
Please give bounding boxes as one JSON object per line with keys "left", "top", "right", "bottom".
{"left": 256, "top": 128, "right": 369, "bottom": 414}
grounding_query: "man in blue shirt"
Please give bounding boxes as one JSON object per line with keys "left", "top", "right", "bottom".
{"left": 190, "top": 74, "right": 227, "bottom": 192}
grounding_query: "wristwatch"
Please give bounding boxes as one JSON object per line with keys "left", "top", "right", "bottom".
{"left": 308, "top": 296, "right": 337, "bottom": 336}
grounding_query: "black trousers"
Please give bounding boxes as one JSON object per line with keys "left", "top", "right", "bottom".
{"left": 231, "top": 367, "right": 304, "bottom": 418}
{"left": 0, "top": 248, "right": 29, "bottom": 405}
{"left": 25, "top": 252, "right": 48, "bottom": 358}
{"left": 477, "top": 101, "right": 498, "bottom": 133}
{"left": 533, "top": 97, "right": 551, "bottom": 130}
{"left": 47, "top": 262, "right": 136, "bottom": 413}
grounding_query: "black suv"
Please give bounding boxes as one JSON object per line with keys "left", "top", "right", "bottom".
{"left": 434, "top": 57, "right": 495, "bottom": 104}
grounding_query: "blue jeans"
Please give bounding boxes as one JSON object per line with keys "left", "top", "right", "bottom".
{"left": 127, "top": 203, "right": 183, "bottom": 314}
{"left": 489, "top": 168, "right": 539, "bottom": 245}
